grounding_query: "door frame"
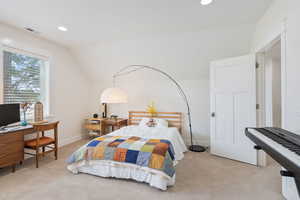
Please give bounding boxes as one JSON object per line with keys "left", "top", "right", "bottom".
{"left": 256, "top": 21, "right": 287, "bottom": 130}
{"left": 255, "top": 21, "right": 287, "bottom": 166}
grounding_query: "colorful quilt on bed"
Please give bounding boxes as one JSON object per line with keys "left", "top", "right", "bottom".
{"left": 67, "top": 136, "right": 176, "bottom": 177}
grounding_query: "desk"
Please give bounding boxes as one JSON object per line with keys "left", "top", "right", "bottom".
{"left": 0, "top": 126, "right": 34, "bottom": 172}
{"left": 0, "top": 122, "right": 58, "bottom": 172}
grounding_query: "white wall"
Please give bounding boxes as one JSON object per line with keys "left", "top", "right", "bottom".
{"left": 73, "top": 24, "right": 255, "bottom": 146}
{"left": 252, "top": 0, "right": 300, "bottom": 133}
{"left": 286, "top": 0, "right": 300, "bottom": 133}
{"left": 251, "top": 0, "right": 287, "bottom": 52}
{"left": 252, "top": 1, "right": 300, "bottom": 199}
{"left": 284, "top": 2, "right": 300, "bottom": 199}
{"left": 0, "top": 23, "right": 91, "bottom": 146}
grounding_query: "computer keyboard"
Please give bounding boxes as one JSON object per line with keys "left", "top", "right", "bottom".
{"left": 0, "top": 125, "right": 33, "bottom": 134}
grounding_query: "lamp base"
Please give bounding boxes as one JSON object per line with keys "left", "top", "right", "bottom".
{"left": 189, "top": 145, "right": 206, "bottom": 152}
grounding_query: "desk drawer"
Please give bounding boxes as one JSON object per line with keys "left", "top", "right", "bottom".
{"left": 0, "top": 142, "right": 23, "bottom": 158}
{"left": 0, "top": 151, "right": 23, "bottom": 167}
{"left": 0, "top": 133, "right": 24, "bottom": 168}
{"left": 0, "top": 132, "right": 23, "bottom": 143}
{"left": 85, "top": 124, "right": 101, "bottom": 131}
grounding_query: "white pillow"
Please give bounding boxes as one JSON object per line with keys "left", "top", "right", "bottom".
{"left": 138, "top": 118, "right": 149, "bottom": 127}
{"left": 138, "top": 118, "right": 168, "bottom": 128}
{"left": 156, "top": 118, "right": 168, "bottom": 127}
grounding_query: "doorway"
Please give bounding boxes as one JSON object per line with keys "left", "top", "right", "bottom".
{"left": 265, "top": 40, "right": 282, "bottom": 128}
{"left": 256, "top": 36, "right": 286, "bottom": 166}
{"left": 256, "top": 37, "right": 284, "bottom": 129}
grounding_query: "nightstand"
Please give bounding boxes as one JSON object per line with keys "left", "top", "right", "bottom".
{"left": 84, "top": 118, "right": 128, "bottom": 136}
{"left": 102, "top": 118, "right": 128, "bottom": 133}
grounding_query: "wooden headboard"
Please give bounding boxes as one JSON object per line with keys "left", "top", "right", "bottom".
{"left": 128, "top": 111, "right": 182, "bottom": 133}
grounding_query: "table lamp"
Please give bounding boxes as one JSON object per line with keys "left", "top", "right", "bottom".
{"left": 100, "top": 87, "right": 128, "bottom": 118}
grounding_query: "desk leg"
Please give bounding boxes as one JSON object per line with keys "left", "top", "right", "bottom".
{"left": 12, "top": 164, "right": 16, "bottom": 173}
{"left": 101, "top": 123, "right": 106, "bottom": 135}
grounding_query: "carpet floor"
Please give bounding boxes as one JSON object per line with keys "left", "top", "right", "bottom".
{"left": 0, "top": 139, "right": 283, "bottom": 200}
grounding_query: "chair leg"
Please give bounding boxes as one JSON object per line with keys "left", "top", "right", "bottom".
{"left": 42, "top": 147, "right": 45, "bottom": 157}
{"left": 55, "top": 144, "right": 58, "bottom": 160}
{"left": 36, "top": 149, "right": 39, "bottom": 168}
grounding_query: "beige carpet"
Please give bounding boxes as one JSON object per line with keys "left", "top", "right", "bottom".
{"left": 0, "top": 139, "right": 283, "bottom": 200}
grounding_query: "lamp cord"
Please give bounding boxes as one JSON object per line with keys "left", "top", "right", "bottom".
{"left": 113, "top": 65, "right": 194, "bottom": 147}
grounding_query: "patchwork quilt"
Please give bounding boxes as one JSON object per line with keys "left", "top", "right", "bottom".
{"left": 67, "top": 136, "right": 176, "bottom": 178}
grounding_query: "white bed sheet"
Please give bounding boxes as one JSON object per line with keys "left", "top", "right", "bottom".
{"left": 67, "top": 125, "right": 187, "bottom": 190}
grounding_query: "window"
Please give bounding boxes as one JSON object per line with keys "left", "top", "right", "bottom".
{"left": 2, "top": 50, "right": 49, "bottom": 117}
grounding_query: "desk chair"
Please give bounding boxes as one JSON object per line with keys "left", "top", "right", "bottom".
{"left": 24, "top": 121, "right": 59, "bottom": 168}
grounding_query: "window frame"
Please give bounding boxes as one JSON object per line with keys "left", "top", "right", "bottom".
{"left": 0, "top": 44, "right": 50, "bottom": 118}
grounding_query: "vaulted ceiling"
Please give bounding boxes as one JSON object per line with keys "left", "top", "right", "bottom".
{"left": 0, "top": 0, "right": 273, "bottom": 48}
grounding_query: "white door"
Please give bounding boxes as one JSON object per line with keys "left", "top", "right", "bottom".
{"left": 210, "top": 55, "right": 257, "bottom": 165}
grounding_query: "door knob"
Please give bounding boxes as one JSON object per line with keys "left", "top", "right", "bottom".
{"left": 211, "top": 112, "right": 216, "bottom": 117}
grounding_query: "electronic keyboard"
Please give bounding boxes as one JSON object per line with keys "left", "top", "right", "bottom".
{"left": 246, "top": 127, "right": 300, "bottom": 197}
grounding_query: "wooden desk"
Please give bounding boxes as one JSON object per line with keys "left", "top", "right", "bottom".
{"left": 0, "top": 126, "right": 34, "bottom": 172}
{"left": 0, "top": 122, "right": 58, "bottom": 172}
{"left": 84, "top": 118, "right": 128, "bottom": 136}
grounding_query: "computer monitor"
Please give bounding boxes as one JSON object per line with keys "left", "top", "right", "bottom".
{"left": 0, "top": 104, "right": 20, "bottom": 127}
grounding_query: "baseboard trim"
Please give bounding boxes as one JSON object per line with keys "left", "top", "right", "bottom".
{"left": 59, "top": 135, "right": 83, "bottom": 147}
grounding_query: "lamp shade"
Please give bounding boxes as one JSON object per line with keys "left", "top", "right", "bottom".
{"left": 101, "top": 87, "right": 128, "bottom": 103}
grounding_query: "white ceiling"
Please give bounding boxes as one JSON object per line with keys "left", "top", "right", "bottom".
{"left": 0, "top": 0, "right": 273, "bottom": 48}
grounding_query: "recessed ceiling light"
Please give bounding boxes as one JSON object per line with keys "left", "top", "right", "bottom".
{"left": 24, "top": 27, "right": 39, "bottom": 34}
{"left": 58, "top": 26, "right": 68, "bottom": 32}
{"left": 201, "top": 0, "right": 213, "bottom": 5}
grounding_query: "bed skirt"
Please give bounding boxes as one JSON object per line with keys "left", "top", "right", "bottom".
{"left": 67, "top": 160, "right": 175, "bottom": 190}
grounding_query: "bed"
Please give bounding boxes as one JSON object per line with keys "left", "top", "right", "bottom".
{"left": 67, "top": 111, "right": 187, "bottom": 190}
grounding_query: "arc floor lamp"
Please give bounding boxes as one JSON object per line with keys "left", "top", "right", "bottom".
{"left": 100, "top": 65, "right": 206, "bottom": 152}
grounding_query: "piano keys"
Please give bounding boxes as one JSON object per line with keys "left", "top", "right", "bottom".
{"left": 246, "top": 127, "right": 300, "bottom": 199}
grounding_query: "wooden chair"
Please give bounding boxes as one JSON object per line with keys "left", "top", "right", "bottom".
{"left": 24, "top": 121, "right": 59, "bottom": 168}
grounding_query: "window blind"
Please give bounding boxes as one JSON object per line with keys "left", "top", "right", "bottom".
{"left": 3, "top": 51, "right": 43, "bottom": 104}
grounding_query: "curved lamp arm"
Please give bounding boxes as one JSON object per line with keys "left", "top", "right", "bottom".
{"left": 113, "top": 65, "right": 205, "bottom": 152}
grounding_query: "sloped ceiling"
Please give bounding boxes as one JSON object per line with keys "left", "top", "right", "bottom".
{"left": 0, "top": 0, "right": 274, "bottom": 82}
{"left": 0, "top": 0, "right": 273, "bottom": 48}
